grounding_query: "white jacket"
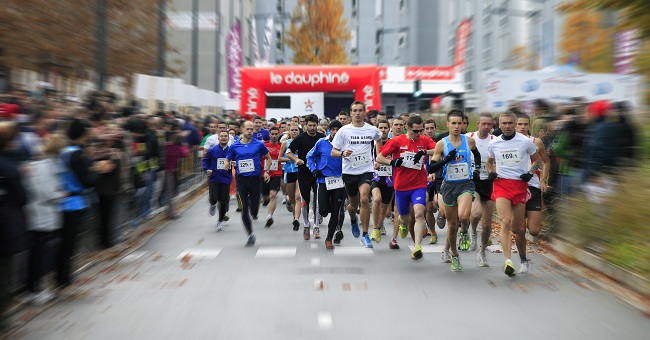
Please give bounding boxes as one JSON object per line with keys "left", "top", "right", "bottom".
{"left": 24, "top": 158, "right": 65, "bottom": 232}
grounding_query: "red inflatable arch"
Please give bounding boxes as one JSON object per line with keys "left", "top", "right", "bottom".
{"left": 239, "top": 65, "right": 381, "bottom": 118}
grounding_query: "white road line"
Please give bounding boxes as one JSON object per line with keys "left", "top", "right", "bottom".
{"left": 311, "top": 257, "right": 321, "bottom": 266}
{"left": 318, "top": 312, "right": 333, "bottom": 330}
{"left": 255, "top": 247, "right": 297, "bottom": 258}
{"left": 176, "top": 248, "right": 223, "bottom": 260}
{"left": 333, "top": 247, "right": 374, "bottom": 256}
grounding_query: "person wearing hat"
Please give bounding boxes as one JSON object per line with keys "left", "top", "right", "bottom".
{"left": 306, "top": 120, "right": 346, "bottom": 249}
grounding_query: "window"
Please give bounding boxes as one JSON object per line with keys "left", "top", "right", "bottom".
{"left": 500, "top": 14, "right": 509, "bottom": 26}
{"left": 399, "top": 0, "right": 408, "bottom": 12}
{"left": 398, "top": 32, "right": 408, "bottom": 48}
{"left": 352, "top": 0, "right": 358, "bottom": 18}
{"left": 276, "top": 0, "right": 283, "bottom": 14}
{"left": 267, "top": 96, "right": 290, "bottom": 109}
{"left": 483, "top": 4, "right": 492, "bottom": 25}
{"left": 465, "top": 69, "right": 474, "bottom": 91}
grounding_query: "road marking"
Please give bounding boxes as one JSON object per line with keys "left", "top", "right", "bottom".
{"left": 318, "top": 312, "right": 333, "bottom": 329}
{"left": 408, "top": 244, "right": 445, "bottom": 253}
{"left": 121, "top": 251, "right": 148, "bottom": 262}
{"left": 176, "top": 248, "right": 222, "bottom": 260}
{"left": 255, "top": 247, "right": 297, "bottom": 258}
{"left": 311, "top": 257, "right": 320, "bottom": 266}
{"left": 333, "top": 247, "right": 374, "bottom": 256}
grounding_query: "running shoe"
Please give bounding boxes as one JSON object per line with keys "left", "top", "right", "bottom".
{"left": 286, "top": 203, "right": 293, "bottom": 213}
{"left": 209, "top": 204, "right": 216, "bottom": 216}
{"left": 380, "top": 223, "right": 386, "bottom": 235}
{"left": 333, "top": 229, "right": 344, "bottom": 244}
{"left": 469, "top": 230, "right": 478, "bottom": 251}
{"left": 360, "top": 234, "right": 373, "bottom": 248}
{"left": 436, "top": 215, "right": 446, "bottom": 229}
{"left": 245, "top": 233, "right": 256, "bottom": 246}
{"left": 504, "top": 259, "right": 516, "bottom": 277}
{"left": 518, "top": 260, "right": 529, "bottom": 274}
{"left": 389, "top": 239, "right": 400, "bottom": 250}
{"left": 282, "top": 196, "right": 287, "bottom": 204}
{"left": 265, "top": 217, "right": 274, "bottom": 228}
{"left": 477, "top": 252, "right": 489, "bottom": 267}
{"left": 236, "top": 207, "right": 242, "bottom": 212}
{"left": 411, "top": 244, "right": 423, "bottom": 260}
{"left": 370, "top": 228, "right": 382, "bottom": 243}
{"left": 325, "top": 239, "right": 334, "bottom": 250}
{"left": 252, "top": 215, "right": 258, "bottom": 221}
{"left": 429, "top": 231, "right": 438, "bottom": 244}
{"left": 450, "top": 255, "right": 462, "bottom": 272}
{"left": 441, "top": 249, "right": 452, "bottom": 263}
{"left": 303, "top": 226, "right": 311, "bottom": 241}
{"left": 223, "top": 213, "right": 230, "bottom": 222}
{"left": 458, "top": 232, "right": 470, "bottom": 251}
{"left": 313, "top": 227, "right": 321, "bottom": 239}
{"left": 351, "top": 217, "right": 360, "bottom": 238}
{"left": 398, "top": 223, "right": 408, "bottom": 239}
{"left": 293, "top": 220, "right": 300, "bottom": 231}
{"left": 215, "top": 221, "right": 224, "bottom": 232}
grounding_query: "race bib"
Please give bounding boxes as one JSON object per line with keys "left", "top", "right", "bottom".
{"left": 447, "top": 162, "right": 470, "bottom": 181}
{"left": 269, "top": 160, "right": 279, "bottom": 171}
{"left": 498, "top": 150, "right": 522, "bottom": 167}
{"left": 216, "top": 158, "right": 226, "bottom": 170}
{"left": 377, "top": 164, "right": 393, "bottom": 177}
{"left": 401, "top": 151, "right": 423, "bottom": 170}
{"left": 350, "top": 153, "right": 370, "bottom": 168}
{"left": 239, "top": 159, "right": 255, "bottom": 173}
{"left": 325, "top": 176, "right": 345, "bottom": 190}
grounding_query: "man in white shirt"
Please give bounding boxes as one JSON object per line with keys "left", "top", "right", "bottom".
{"left": 331, "top": 101, "right": 382, "bottom": 248}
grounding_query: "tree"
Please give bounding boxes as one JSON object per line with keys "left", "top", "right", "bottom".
{"left": 284, "top": 0, "right": 351, "bottom": 65}
{"left": 558, "top": 11, "right": 612, "bottom": 72}
{"left": 506, "top": 46, "right": 532, "bottom": 70}
{"left": 557, "top": 0, "right": 650, "bottom": 39}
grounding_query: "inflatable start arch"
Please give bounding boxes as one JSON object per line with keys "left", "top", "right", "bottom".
{"left": 239, "top": 65, "right": 382, "bottom": 118}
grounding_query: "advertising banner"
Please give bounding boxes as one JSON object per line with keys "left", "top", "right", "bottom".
{"left": 226, "top": 20, "right": 242, "bottom": 99}
{"left": 454, "top": 18, "right": 472, "bottom": 69}
{"left": 613, "top": 30, "right": 640, "bottom": 75}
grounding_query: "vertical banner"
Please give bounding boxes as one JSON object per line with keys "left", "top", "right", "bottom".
{"left": 262, "top": 17, "right": 274, "bottom": 65}
{"left": 454, "top": 18, "right": 472, "bottom": 70}
{"left": 251, "top": 15, "right": 261, "bottom": 66}
{"left": 614, "top": 30, "right": 640, "bottom": 75}
{"left": 226, "top": 19, "right": 242, "bottom": 99}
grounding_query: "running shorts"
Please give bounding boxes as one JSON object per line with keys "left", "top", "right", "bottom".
{"left": 371, "top": 180, "right": 394, "bottom": 205}
{"left": 342, "top": 172, "right": 374, "bottom": 197}
{"left": 491, "top": 178, "right": 530, "bottom": 205}
{"left": 474, "top": 179, "right": 493, "bottom": 202}
{"left": 395, "top": 188, "right": 427, "bottom": 216}
{"left": 262, "top": 176, "right": 282, "bottom": 195}
{"left": 526, "top": 186, "right": 542, "bottom": 211}
{"left": 284, "top": 172, "right": 298, "bottom": 184}
{"left": 440, "top": 180, "right": 475, "bottom": 206}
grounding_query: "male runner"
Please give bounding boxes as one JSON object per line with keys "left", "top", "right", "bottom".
{"left": 370, "top": 119, "right": 394, "bottom": 245}
{"left": 253, "top": 115, "right": 271, "bottom": 141}
{"left": 331, "top": 101, "right": 382, "bottom": 248}
{"left": 486, "top": 110, "right": 540, "bottom": 277}
{"left": 202, "top": 131, "right": 232, "bottom": 231}
{"left": 263, "top": 127, "right": 284, "bottom": 227}
{"left": 423, "top": 119, "right": 439, "bottom": 244}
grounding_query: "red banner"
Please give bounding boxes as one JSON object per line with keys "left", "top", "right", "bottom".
{"left": 454, "top": 18, "right": 472, "bottom": 68}
{"left": 404, "top": 66, "right": 455, "bottom": 81}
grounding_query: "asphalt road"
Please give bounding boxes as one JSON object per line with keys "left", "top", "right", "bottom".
{"left": 8, "top": 192, "right": 650, "bottom": 340}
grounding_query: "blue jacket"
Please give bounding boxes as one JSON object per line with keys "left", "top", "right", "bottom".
{"left": 58, "top": 145, "right": 89, "bottom": 211}
{"left": 306, "top": 137, "right": 342, "bottom": 184}
{"left": 202, "top": 144, "right": 233, "bottom": 184}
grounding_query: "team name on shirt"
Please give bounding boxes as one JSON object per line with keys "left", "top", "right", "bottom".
{"left": 349, "top": 135, "right": 375, "bottom": 145}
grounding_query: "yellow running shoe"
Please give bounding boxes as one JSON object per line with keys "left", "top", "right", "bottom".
{"left": 504, "top": 259, "right": 516, "bottom": 277}
{"left": 399, "top": 224, "right": 408, "bottom": 239}
{"left": 429, "top": 232, "right": 438, "bottom": 244}
{"left": 370, "top": 228, "right": 382, "bottom": 243}
{"left": 411, "top": 244, "right": 423, "bottom": 260}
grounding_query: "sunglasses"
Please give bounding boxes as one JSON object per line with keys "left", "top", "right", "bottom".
{"left": 411, "top": 129, "right": 423, "bottom": 133}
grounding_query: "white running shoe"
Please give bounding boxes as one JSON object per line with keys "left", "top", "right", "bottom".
{"left": 477, "top": 252, "right": 489, "bottom": 267}
{"left": 518, "top": 261, "right": 529, "bottom": 274}
{"left": 469, "top": 231, "right": 478, "bottom": 251}
{"left": 441, "top": 249, "right": 452, "bottom": 263}
{"left": 215, "top": 221, "right": 224, "bottom": 232}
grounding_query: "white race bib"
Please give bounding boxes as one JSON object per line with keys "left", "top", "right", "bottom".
{"left": 269, "top": 160, "right": 279, "bottom": 171}
{"left": 350, "top": 153, "right": 370, "bottom": 168}
{"left": 325, "top": 176, "right": 345, "bottom": 190}
{"left": 401, "top": 151, "right": 423, "bottom": 170}
{"left": 216, "top": 158, "right": 226, "bottom": 170}
{"left": 377, "top": 164, "right": 393, "bottom": 177}
{"left": 498, "top": 149, "right": 522, "bottom": 167}
{"left": 447, "top": 162, "right": 470, "bottom": 181}
{"left": 239, "top": 159, "right": 255, "bottom": 173}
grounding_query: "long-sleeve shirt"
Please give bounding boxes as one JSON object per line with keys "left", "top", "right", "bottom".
{"left": 202, "top": 144, "right": 233, "bottom": 183}
{"left": 164, "top": 144, "right": 189, "bottom": 171}
{"left": 306, "top": 137, "right": 342, "bottom": 184}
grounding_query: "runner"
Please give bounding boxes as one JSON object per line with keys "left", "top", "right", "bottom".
{"left": 285, "top": 114, "right": 325, "bottom": 240}
{"left": 331, "top": 101, "right": 383, "bottom": 248}
{"left": 428, "top": 110, "right": 482, "bottom": 271}
{"left": 224, "top": 121, "right": 272, "bottom": 246}
{"left": 278, "top": 123, "right": 302, "bottom": 231}
{"left": 252, "top": 115, "right": 271, "bottom": 141}
{"left": 423, "top": 119, "right": 439, "bottom": 244}
{"left": 515, "top": 112, "right": 551, "bottom": 273}
{"left": 387, "top": 116, "right": 410, "bottom": 247}
{"left": 467, "top": 113, "right": 496, "bottom": 267}
{"left": 377, "top": 115, "right": 436, "bottom": 259}
{"left": 202, "top": 131, "right": 232, "bottom": 231}
{"left": 307, "top": 120, "right": 346, "bottom": 249}
{"left": 486, "top": 110, "right": 541, "bottom": 277}
{"left": 262, "top": 127, "right": 284, "bottom": 228}
{"left": 370, "top": 119, "right": 394, "bottom": 245}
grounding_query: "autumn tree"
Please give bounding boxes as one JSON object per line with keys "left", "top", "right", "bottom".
{"left": 558, "top": 11, "right": 612, "bottom": 72}
{"left": 506, "top": 46, "right": 532, "bottom": 70}
{"left": 284, "top": 0, "right": 351, "bottom": 65}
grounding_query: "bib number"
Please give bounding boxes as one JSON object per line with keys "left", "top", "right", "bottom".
{"left": 350, "top": 153, "right": 370, "bottom": 168}
{"left": 447, "top": 163, "right": 469, "bottom": 181}
{"left": 402, "top": 151, "right": 423, "bottom": 170}
{"left": 216, "top": 158, "right": 226, "bottom": 170}
{"left": 325, "top": 176, "right": 345, "bottom": 190}
{"left": 239, "top": 159, "right": 255, "bottom": 173}
{"left": 499, "top": 150, "right": 521, "bottom": 167}
{"left": 269, "top": 160, "right": 279, "bottom": 171}
{"left": 377, "top": 164, "right": 393, "bottom": 177}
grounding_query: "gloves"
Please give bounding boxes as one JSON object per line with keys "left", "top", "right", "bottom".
{"left": 443, "top": 149, "right": 457, "bottom": 163}
{"left": 313, "top": 169, "right": 323, "bottom": 178}
{"left": 413, "top": 150, "right": 427, "bottom": 164}
{"left": 472, "top": 169, "right": 481, "bottom": 180}
{"left": 520, "top": 172, "right": 534, "bottom": 182}
{"left": 390, "top": 158, "right": 403, "bottom": 167}
{"left": 488, "top": 172, "right": 498, "bottom": 181}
